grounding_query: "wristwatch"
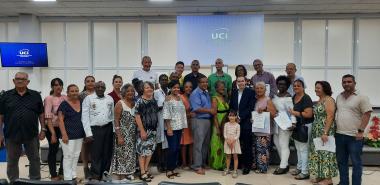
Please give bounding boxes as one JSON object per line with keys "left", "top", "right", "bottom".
{"left": 357, "top": 128, "right": 364, "bottom": 133}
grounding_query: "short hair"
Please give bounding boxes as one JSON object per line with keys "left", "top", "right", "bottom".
{"left": 191, "top": 60, "right": 199, "bottom": 64}
{"left": 120, "top": 84, "right": 134, "bottom": 98}
{"left": 276, "top": 75, "right": 291, "bottom": 89}
{"left": 342, "top": 74, "right": 356, "bottom": 82}
{"left": 215, "top": 58, "right": 223, "bottom": 63}
{"left": 315, "top": 81, "right": 333, "bottom": 96}
{"left": 143, "top": 81, "right": 154, "bottom": 91}
{"left": 253, "top": 59, "right": 262, "bottom": 65}
{"left": 214, "top": 80, "right": 225, "bottom": 90}
{"left": 95, "top": 81, "right": 106, "bottom": 88}
{"left": 159, "top": 74, "right": 168, "bottom": 81}
{"left": 294, "top": 79, "right": 305, "bottom": 88}
{"left": 197, "top": 74, "right": 207, "bottom": 82}
{"left": 141, "top": 56, "right": 151, "bottom": 63}
{"left": 286, "top": 63, "right": 297, "bottom": 69}
{"left": 235, "top": 65, "right": 247, "bottom": 77}
{"left": 175, "top": 61, "right": 184, "bottom": 66}
{"left": 255, "top": 81, "right": 266, "bottom": 89}
{"left": 50, "top": 78, "right": 64, "bottom": 95}
{"left": 168, "top": 80, "right": 180, "bottom": 89}
{"left": 15, "top": 72, "right": 29, "bottom": 79}
{"left": 112, "top": 75, "right": 122, "bottom": 84}
{"left": 67, "top": 84, "right": 78, "bottom": 92}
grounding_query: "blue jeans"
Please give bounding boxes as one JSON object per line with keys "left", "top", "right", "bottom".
{"left": 335, "top": 133, "right": 364, "bottom": 185}
{"left": 165, "top": 130, "right": 182, "bottom": 171}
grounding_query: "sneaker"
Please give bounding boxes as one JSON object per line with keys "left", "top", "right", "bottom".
{"left": 102, "top": 171, "right": 112, "bottom": 182}
{"left": 232, "top": 170, "right": 238, "bottom": 178}
{"left": 222, "top": 169, "right": 230, "bottom": 176}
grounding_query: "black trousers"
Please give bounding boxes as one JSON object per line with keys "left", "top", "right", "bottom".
{"left": 90, "top": 123, "right": 114, "bottom": 179}
{"left": 239, "top": 129, "right": 253, "bottom": 169}
{"left": 45, "top": 127, "right": 63, "bottom": 177}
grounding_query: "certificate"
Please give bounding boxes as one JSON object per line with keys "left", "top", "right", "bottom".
{"left": 313, "top": 136, "right": 336, "bottom": 153}
{"left": 252, "top": 111, "right": 271, "bottom": 134}
{"left": 274, "top": 112, "right": 292, "bottom": 130}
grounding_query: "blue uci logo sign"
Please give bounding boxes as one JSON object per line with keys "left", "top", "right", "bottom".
{"left": 17, "top": 49, "right": 32, "bottom": 58}
{"left": 211, "top": 28, "right": 229, "bottom": 40}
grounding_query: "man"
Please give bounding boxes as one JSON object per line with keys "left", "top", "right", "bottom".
{"left": 184, "top": 60, "right": 205, "bottom": 89}
{"left": 82, "top": 81, "right": 115, "bottom": 181}
{"left": 132, "top": 56, "right": 158, "bottom": 84}
{"left": 229, "top": 76, "right": 256, "bottom": 175}
{"left": 190, "top": 76, "right": 214, "bottom": 175}
{"left": 175, "top": 61, "right": 185, "bottom": 86}
{"left": 285, "top": 63, "right": 305, "bottom": 96}
{"left": 250, "top": 59, "right": 277, "bottom": 98}
{"left": 335, "top": 74, "right": 372, "bottom": 185}
{"left": 0, "top": 72, "right": 45, "bottom": 182}
{"left": 208, "top": 58, "right": 232, "bottom": 97}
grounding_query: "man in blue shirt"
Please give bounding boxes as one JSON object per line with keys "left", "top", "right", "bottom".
{"left": 189, "top": 76, "right": 214, "bottom": 175}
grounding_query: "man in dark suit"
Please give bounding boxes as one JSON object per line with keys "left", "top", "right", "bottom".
{"left": 229, "top": 76, "right": 256, "bottom": 175}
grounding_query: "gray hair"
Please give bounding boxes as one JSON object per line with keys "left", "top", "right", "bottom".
{"left": 120, "top": 84, "right": 134, "bottom": 98}
{"left": 15, "top": 72, "right": 29, "bottom": 79}
{"left": 255, "top": 81, "right": 266, "bottom": 89}
{"left": 95, "top": 81, "right": 106, "bottom": 88}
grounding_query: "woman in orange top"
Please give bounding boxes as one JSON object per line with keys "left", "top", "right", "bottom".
{"left": 179, "top": 81, "right": 193, "bottom": 169}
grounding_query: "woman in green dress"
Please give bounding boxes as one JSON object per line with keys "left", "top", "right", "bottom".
{"left": 309, "top": 81, "right": 338, "bottom": 185}
{"left": 209, "top": 80, "right": 229, "bottom": 170}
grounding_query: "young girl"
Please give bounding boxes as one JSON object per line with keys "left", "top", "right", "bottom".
{"left": 223, "top": 111, "right": 241, "bottom": 178}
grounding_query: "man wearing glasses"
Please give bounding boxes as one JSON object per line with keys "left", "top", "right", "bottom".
{"left": 0, "top": 72, "right": 46, "bottom": 183}
{"left": 184, "top": 60, "right": 205, "bottom": 90}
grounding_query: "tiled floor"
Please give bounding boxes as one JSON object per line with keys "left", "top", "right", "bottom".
{"left": 0, "top": 156, "right": 379, "bottom": 185}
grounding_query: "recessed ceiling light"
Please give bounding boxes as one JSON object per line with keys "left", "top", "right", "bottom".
{"left": 33, "top": 0, "right": 57, "bottom": 2}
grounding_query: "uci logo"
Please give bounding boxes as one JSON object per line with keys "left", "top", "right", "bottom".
{"left": 211, "top": 28, "right": 229, "bottom": 40}
{"left": 17, "top": 49, "right": 32, "bottom": 57}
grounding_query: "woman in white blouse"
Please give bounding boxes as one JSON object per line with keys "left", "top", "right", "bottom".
{"left": 163, "top": 80, "right": 187, "bottom": 179}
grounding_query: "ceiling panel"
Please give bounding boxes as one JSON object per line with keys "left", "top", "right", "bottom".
{"left": 0, "top": 0, "right": 380, "bottom": 17}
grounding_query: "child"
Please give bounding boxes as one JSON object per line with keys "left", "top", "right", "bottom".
{"left": 222, "top": 110, "right": 241, "bottom": 178}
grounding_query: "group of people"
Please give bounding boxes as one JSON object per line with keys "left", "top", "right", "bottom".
{"left": 0, "top": 56, "right": 372, "bottom": 185}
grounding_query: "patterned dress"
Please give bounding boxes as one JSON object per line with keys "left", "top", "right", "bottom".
{"left": 309, "top": 100, "right": 338, "bottom": 178}
{"left": 209, "top": 96, "right": 228, "bottom": 170}
{"left": 110, "top": 101, "right": 137, "bottom": 175}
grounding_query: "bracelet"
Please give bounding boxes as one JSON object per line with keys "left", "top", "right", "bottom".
{"left": 41, "top": 128, "right": 47, "bottom": 132}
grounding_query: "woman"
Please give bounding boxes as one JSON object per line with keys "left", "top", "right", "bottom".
{"left": 232, "top": 65, "right": 253, "bottom": 91}
{"left": 154, "top": 74, "right": 169, "bottom": 172}
{"left": 57, "top": 84, "right": 86, "bottom": 181}
{"left": 44, "top": 78, "right": 67, "bottom": 180}
{"left": 210, "top": 80, "right": 229, "bottom": 170}
{"left": 252, "top": 81, "right": 276, "bottom": 173}
{"left": 79, "top": 75, "right": 95, "bottom": 179}
{"left": 289, "top": 79, "right": 314, "bottom": 180}
{"left": 135, "top": 81, "right": 159, "bottom": 182}
{"left": 163, "top": 80, "right": 187, "bottom": 179}
{"left": 110, "top": 84, "right": 137, "bottom": 182}
{"left": 108, "top": 75, "right": 123, "bottom": 106}
{"left": 180, "top": 81, "right": 194, "bottom": 169}
{"left": 309, "top": 81, "right": 337, "bottom": 185}
{"left": 272, "top": 76, "right": 294, "bottom": 175}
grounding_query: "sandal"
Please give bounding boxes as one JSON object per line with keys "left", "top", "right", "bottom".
{"left": 166, "top": 171, "right": 175, "bottom": 179}
{"left": 222, "top": 169, "right": 230, "bottom": 176}
{"left": 172, "top": 172, "right": 181, "bottom": 177}
{"left": 232, "top": 170, "right": 238, "bottom": 178}
{"left": 295, "top": 173, "right": 310, "bottom": 180}
{"left": 140, "top": 173, "right": 151, "bottom": 182}
{"left": 311, "top": 178, "right": 322, "bottom": 183}
{"left": 254, "top": 169, "right": 267, "bottom": 174}
{"left": 146, "top": 172, "right": 154, "bottom": 179}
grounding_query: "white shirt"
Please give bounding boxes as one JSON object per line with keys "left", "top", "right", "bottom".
{"left": 82, "top": 93, "right": 114, "bottom": 137}
{"left": 132, "top": 69, "right": 157, "bottom": 84}
{"left": 238, "top": 89, "right": 243, "bottom": 107}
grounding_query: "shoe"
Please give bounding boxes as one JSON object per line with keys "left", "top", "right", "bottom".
{"left": 51, "top": 176, "right": 61, "bottom": 181}
{"left": 126, "top": 175, "right": 135, "bottom": 181}
{"left": 119, "top": 178, "right": 131, "bottom": 183}
{"left": 232, "top": 170, "right": 238, "bottom": 178}
{"left": 291, "top": 169, "right": 301, "bottom": 176}
{"left": 295, "top": 173, "right": 310, "bottom": 180}
{"left": 146, "top": 172, "right": 154, "bottom": 179}
{"left": 140, "top": 173, "right": 151, "bottom": 182}
{"left": 273, "top": 167, "right": 289, "bottom": 175}
{"left": 222, "top": 169, "right": 230, "bottom": 176}
{"left": 102, "top": 171, "right": 112, "bottom": 182}
{"left": 242, "top": 168, "right": 250, "bottom": 175}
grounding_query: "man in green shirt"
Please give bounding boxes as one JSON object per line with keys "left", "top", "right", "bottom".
{"left": 208, "top": 58, "right": 232, "bottom": 97}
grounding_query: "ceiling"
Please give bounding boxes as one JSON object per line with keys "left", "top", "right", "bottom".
{"left": 1, "top": 0, "right": 380, "bottom": 17}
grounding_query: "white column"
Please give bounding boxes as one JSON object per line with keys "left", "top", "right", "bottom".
{"left": 18, "top": 14, "right": 42, "bottom": 91}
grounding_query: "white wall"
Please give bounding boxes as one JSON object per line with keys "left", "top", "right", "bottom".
{"left": 0, "top": 16, "right": 379, "bottom": 106}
